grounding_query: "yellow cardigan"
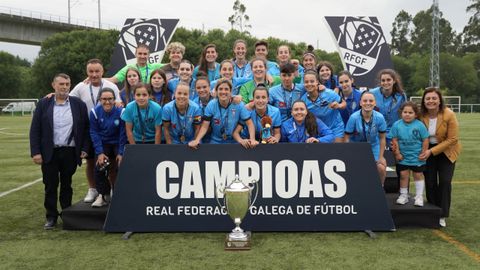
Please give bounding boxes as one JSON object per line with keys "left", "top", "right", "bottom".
{"left": 420, "top": 108, "right": 461, "bottom": 163}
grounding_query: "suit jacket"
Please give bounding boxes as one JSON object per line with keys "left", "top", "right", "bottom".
{"left": 420, "top": 107, "right": 461, "bottom": 163}
{"left": 30, "top": 96, "right": 90, "bottom": 165}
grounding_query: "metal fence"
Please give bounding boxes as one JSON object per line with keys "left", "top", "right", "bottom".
{"left": 0, "top": 6, "right": 120, "bottom": 30}
{"left": 459, "top": 104, "right": 480, "bottom": 113}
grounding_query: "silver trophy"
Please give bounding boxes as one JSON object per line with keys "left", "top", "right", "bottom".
{"left": 216, "top": 174, "right": 258, "bottom": 250}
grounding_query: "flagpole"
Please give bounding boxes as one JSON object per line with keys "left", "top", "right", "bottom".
{"left": 98, "top": 0, "right": 101, "bottom": 29}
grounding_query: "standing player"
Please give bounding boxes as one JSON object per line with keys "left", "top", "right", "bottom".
{"left": 344, "top": 91, "right": 388, "bottom": 185}
{"left": 108, "top": 44, "right": 163, "bottom": 84}
{"left": 69, "top": 59, "right": 121, "bottom": 203}
{"left": 162, "top": 83, "right": 203, "bottom": 144}
{"left": 269, "top": 63, "right": 305, "bottom": 122}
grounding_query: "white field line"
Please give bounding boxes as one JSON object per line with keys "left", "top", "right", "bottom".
{"left": 0, "top": 128, "right": 27, "bottom": 136}
{"left": 0, "top": 178, "right": 42, "bottom": 198}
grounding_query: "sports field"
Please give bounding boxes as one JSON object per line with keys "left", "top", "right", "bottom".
{"left": 0, "top": 114, "right": 479, "bottom": 269}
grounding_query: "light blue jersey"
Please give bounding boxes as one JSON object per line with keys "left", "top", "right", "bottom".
{"left": 370, "top": 87, "right": 407, "bottom": 134}
{"left": 162, "top": 100, "right": 202, "bottom": 144}
{"left": 267, "top": 62, "right": 303, "bottom": 77}
{"left": 240, "top": 105, "right": 282, "bottom": 140}
{"left": 210, "top": 77, "right": 250, "bottom": 96}
{"left": 192, "top": 63, "right": 221, "bottom": 82}
{"left": 345, "top": 110, "right": 387, "bottom": 161}
{"left": 301, "top": 89, "right": 345, "bottom": 138}
{"left": 121, "top": 100, "right": 162, "bottom": 143}
{"left": 280, "top": 117, "right": 334, "bottom": 143}
{"left": 269, "top": 83, "right": 305, "bottom": 122}
{"left": 167, "top": 78, "right": 197, "bottom": 100}
{"left": 390, "top": 119, "right": 429, "bottom": 166}
{"left": 266, "top": 61, "right": 280, "bottom": 76}
{"left": 192, "top": 95, "right": 214, "bottom": 143}
{"left": 203, "top": 99, "right": 251, "bottom": 144}
{"left": 233, "top": 60, "right": 252, "bottom": 79}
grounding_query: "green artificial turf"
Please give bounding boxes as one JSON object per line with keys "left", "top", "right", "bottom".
{"left": 0, "top": 114, "right": 478, "bottom": 269}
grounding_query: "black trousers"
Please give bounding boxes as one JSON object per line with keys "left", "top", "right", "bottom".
{"left": 424, "top": 151, "right": 456, "bottom": 217}
{"left": 41, "top": 147, "right": 77, "bottom": 220}
{"left": 94, "top": 144, "right": 118, "bottom": 195}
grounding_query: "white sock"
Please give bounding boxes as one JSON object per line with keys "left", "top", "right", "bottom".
{"left": 415, "top": 180, "right": 425, "bottom": 198}
{"left": 400, "top": 187, "right": 408, "bottom": 195}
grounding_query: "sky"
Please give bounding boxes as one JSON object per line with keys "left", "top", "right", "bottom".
{"left": 0, "top": 0, "right": 473, "bottom": 62}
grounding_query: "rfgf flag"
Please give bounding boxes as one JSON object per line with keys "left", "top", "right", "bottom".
{"left": 108, "top": 18, "right": 179, "bottom": 76}
{"left": 324, "top": 16, "right": 393, "bottom": 88}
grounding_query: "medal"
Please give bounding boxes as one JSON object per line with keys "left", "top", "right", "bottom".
{"left": 222, "top": 133, "right": 228, "bottom": 140}
{"left": 180, "top": 135, "right": 185, "bottom": 143}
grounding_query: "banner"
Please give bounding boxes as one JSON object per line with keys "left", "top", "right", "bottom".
{"left": 107, "top": 18, "right": 179, "bottom": 76}
{"left": 104, "top": 144, "right": 395, "bottom": 232}
{"left": 324, "top": 16, "right": 394, "bottom": 88}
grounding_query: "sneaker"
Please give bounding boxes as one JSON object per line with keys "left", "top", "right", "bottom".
{"left": 84, "top": 188, "right": 98, "bottom": 203}
{"left": 439, "top": 218, "right": 447, "bottom": 227}
{"left": 396, "top": 194, "right": 409, "bottom": 205}
{"left": 44, "top": 218, "right": 56, "bottom": 230}
{"left": 91, "top": 195, "right": 108, "bottom": 208}
{"left": 414, "top": 196, "right": 424, "bottom": 207}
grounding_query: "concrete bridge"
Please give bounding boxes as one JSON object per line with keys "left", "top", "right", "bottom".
{"left": 0, "top": 7, "right": 118, "bottom": 46}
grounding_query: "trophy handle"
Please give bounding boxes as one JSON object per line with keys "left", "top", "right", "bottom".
{"left": 249, "top": 179, "right": 259, "bottom": 209}
{"left": 215, "top": 182, "right": 225, "bottom": 210}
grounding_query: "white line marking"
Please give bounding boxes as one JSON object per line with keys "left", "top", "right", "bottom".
{"left": 0, "top": 178, "right": 42, "bottom": 198}
{"left": 0, "top": 131, "right": 26, "bottom": 136}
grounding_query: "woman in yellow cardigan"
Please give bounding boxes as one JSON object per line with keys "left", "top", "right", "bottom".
{"left": 419, "top": 87, "right": 461, "bottom": 227}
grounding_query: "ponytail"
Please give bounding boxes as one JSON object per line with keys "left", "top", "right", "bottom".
{"left": 305, "top": 112, "right": 318, "bottom": 138}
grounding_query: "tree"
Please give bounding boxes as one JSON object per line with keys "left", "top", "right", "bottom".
{"left": 0, "top": 51, "right": 32, "bottom": 98}
{"left": 390, "top": 10, "right": 413, "bottom": 56}
{"left": 392, "top": 55, "right": 415, "bottom": 96}
{"left": 227, "top": 0, "right": 251, "bottom": 34}
{"left": 440, "top": 53, "right": 479, "bottom": 102}
{"left": 410, "top": 7, "right": 457, "bottom": 55}
{"left": 463, "top": 0, "right": 480, "bottom": 53}
{"left": 31, "top": 29, "right": 119, "bottom": 97}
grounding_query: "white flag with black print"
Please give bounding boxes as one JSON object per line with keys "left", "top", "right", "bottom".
{"left": 108, "top": 18, "right": 179, "bottom": 76}
{"left": 325, "top": 16, "right": 394, "bottom": 88}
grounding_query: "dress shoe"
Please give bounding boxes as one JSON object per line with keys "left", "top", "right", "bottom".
{"left": 44, "top": 218, "right": 56, "bottom": 230}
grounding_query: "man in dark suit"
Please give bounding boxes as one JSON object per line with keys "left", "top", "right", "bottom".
{"left": 30, "top": 73, "right": 90, "bottom": 229}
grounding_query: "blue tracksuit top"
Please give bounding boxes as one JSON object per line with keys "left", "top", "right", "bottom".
{"left": 339, "top": 88, "right": 362, "bottom": 125}
{"left": 280, "top": 117, "right": 334, "bottom": 143}
{"left": 89, "top": 105, "right": 127, "bottom": 156}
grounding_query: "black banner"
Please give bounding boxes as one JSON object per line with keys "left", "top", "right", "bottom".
{"left": 324, "top": 16, "right": 394, "bottom": 88}
{"left": 104, "top": 144, "right": 395, "bottom": 232}
{"left": 107, "top": 18, "right": 179, "bottom": 76}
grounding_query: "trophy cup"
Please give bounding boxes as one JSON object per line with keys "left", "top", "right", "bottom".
{"left": 216, "top": 174, "right": 258, "bottom": 250}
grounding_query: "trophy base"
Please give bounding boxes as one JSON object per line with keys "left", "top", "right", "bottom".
{"left": 225, "top": 231, "right": 251, "bottom": 250}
